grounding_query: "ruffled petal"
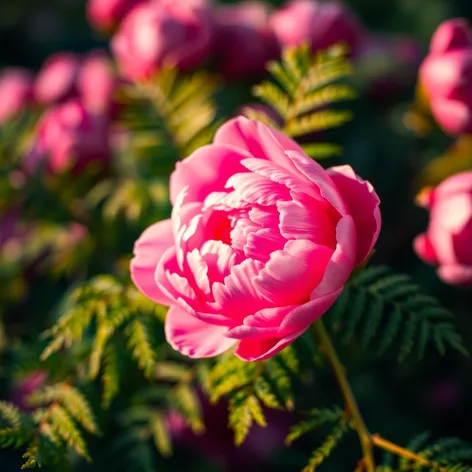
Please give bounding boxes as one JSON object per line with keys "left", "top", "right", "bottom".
{"left": 276, "top": 288, "right": 344, "bottom": 336}
{"left": 169, "top": 144, "right": 249, "bottom": 205}
{"left": 226, "top": 305, "right": 297, "bottom": 340}
{"left": 285, "top": 151, "right": 348, "bottom": 215}
{"left": 413, "top": 233, "right": 439, "bottom": 265}
{"left": 234, "top": 328, "right": 307, "bottom": 362}
{"left": 254, "top": 239, "right": 333, "bottom": 305}
{"left": 431, "top": 98, "right": 472, "bottom": 135}
{"left": 130, "top": 219, "right": 174, "bottom": 305}
{"left": 165, "top": 306, "right": 237, "bottom": 358}
{"left": 311, "top": 215, "right": 357, "bottom": 298}
{"left": 327, "top": 165, "right": 381, "bottom": 265}
{"left": 214, "top": 116, "right": 305, "bottom": 172}
{"left": 437, "top": 264, "right": 472, "bottom": 286}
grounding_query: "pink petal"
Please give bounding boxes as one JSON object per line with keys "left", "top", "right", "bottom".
{"left": 431, "top": 98, "right": 472, "bottom": 135}
{"left": 429, "top": 19, "right": 472, "bottom": 55}
{"left": 244, "top": 228, "right": 287, "bottom": 262}
{"left": 169, "top": 144, "right": 249, "bottom": 205}
{"left": 277, "top": 287, "right": 344, "bottom": 336}
{"left": 165, "top": 306, "right": 237, "bottom": 358}
{"left": 413, "top": 233, "right": 439, "bottom": 265}
{"left": 130, "top": 219, "right": 174, "bottom": 305}
{"left": 254, "top": 240, "right": 333, "bottom": 306}
{"left": 434, "top": 171, "right": 472, "bottom": 200}
{"left": 285, "top": 151, "right": 348, "bottom": 216}
{"left": 226, "top": 305, "right": 298, "bottom": 340}
{"left": 327, "top": 165, "right": 381, "bottom": 265}
{"left": 214, "top": 116, "right": 305, "bottom": 173}
{"left": 311, "top": 215, "right": 357, "bottom": 298}
{"left": 224, "top": 171, "right": 291, "bottom": 205}
{"left": 278, "top": 196, "right": 337, "bottom": 247}
{"left": 211, "top": 258, "right": 268, "bottom": 321}
{"left": 437, "top": 264, "right": 472, "bottom": 286}
{"left": 234, "top": 328, "right": 307, "bottom": 362}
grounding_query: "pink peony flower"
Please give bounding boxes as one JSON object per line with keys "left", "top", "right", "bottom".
{"left": 419, "top": 18, "right": 472, "bottom": 135}
{"left": 131, "top": 117, "right": 381, "bottom": 361}
{"left": 34, "top": 52, "right": 82, "bottom": 105}
{"left": 111, "top": 0, "right": 213, "bottom": 81}
{"left": 87, "top": 0, "right": 143, "bottom": 31}
{"left": 0, "top": 68, "right": 34, "bottom": 124}
{"left": 77, "top": 50, "right": 118, "bottom": 115}
{"left": 25, "top": 99, "right": 110, "bottom": 174}
{"left": 213, "top": 1, "right": 279, "bottom": 80}
{"left": 270, "top": 0, "right": 364, "bottom": 56}
{"left": 34, "top": 51, "right": 117, "bottom": 113}
{"left": 414, "top": 171, "right": 472, "bottom": 286}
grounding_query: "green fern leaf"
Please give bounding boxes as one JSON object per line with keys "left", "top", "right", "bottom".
{"left": 327, "top": 266, "right": 467, "bottom": 361}
{"left": 125, "top": 319, "right": 158, "bottom": 379}
{"left": 250, "top": 44, "right": 355, "bottom": 159}
{"left": 48, "top": 405, "right": 90, "bottom": 460}
{"left": 150, "top": 412, "right": 172, "bottom": 457}
{"left": 228, "top": 388, "right": 266, "bottom": 446}
{"left": 102, "top": 344, "right": 120, "bottom": 408}
{"left": 0, "top": 401, "right": 21, "bottom": 429}
{"left": 286, "top": 406, "right": 344, "bottom": 446}
{"left": 302, "top": 418, "right": 349, "bottom": 472}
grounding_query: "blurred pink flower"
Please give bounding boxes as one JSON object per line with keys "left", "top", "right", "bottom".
{"left": 34, "top": 52, "right": 81, "bottom": 105}
{"left": 77, "top": 50, "right": 118, "bottom": 115}
{"left": 10, "top": 372, "right": 47, "bottom": 412}
{"left": 213, "top": 1, "right": 279, "bottom": 80}
{"left": 419, "top": 18, "right": 472, "bottom": 135}
{"left": 34, "top": 51, "right": 117, "bottom": 114}
{"left": 25, "top": 99, "right": 110, "bottom": 175}
{"left": 414, "top": 171, "right": 472, "bottom": 286}
{"left": 0, "top": 68, "right": 34, "bottom": 124}
{"left": 87, "top": 0, "right": 143, "bottom": 31}
{"left": 111, "top": 0, "right": 213, "bottom": 80}
{"left": 270, "top": 0, "right": 364, "bottom": 56}
{"left": 131, "top": 117, "right": 381, "bottom": 361}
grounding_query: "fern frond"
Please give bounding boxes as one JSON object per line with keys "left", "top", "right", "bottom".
{"left": 101, "top": 343, "right": 120, "bottom": 408}
{"left": 21, "top": 443, "right": 39, "bottom": 469}
{"left": 150, "top": 412, "right": 172, "bottom": 457}
{"left": 302, "top": 418, "right": 349, "bottom": 472}
{"left": 228, "top": 387, "right": 266, "bottom": 446}
{"left": 250, "top": 44, "right": 355, "bottom": 159}
{"left": 286, "top": 406, "right": 344, "bottom": 446}
{"left": 169, "top": 384, "right": 204, "bottom": 434}
{"left": 0, "top": 401, "right": 21, "bottom": 429}
{"left": 327, "top": 266, "right": 467, "bottom": 361}
{"left": 376, "top": 433, "right": 472, "bottom": 471}
{"left": 125, "top": 319, "right": 158, "bottom": 379}
{"left": 47, "top": 405, "right": 90, "bottom": 460}
{"left": 119, "top": 68, "right": 221, "bottom": 161}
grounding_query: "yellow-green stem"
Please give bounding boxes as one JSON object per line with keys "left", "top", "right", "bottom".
{"left": 372, "top": 435, "right": 446, "bottom": 471}
{"left": 312, "top": 319, "right": 375, "bottom": 472}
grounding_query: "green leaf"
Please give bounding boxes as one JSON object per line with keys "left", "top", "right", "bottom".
{"left": 327, "top": 266, "right": 468, "bottom": 361}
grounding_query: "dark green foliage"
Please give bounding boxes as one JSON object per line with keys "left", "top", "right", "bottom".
{"left": 377, "top": 433, "right": 472, "bottom": 471}
{"left": 327, "top": 266, "right": 467, "bottom": 361}
{"left": 245, "top": 44, "right": 355, "bottom": 159}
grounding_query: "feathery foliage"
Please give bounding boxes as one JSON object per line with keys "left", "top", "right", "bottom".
{"left": 118, "top": 68, "right": 221, "bottom": 162}
{"left": 327, "top": 266, "right": 467, "bottom": 361}
{"left": 376, "top": 433, "right": 472, "bottom": 471}
{"left": 0, "top": 383, "right": 99, "bottom": 469}
{"left": 41, "top": 276, "right": 166, "bottom": 405}
{"left": 245, "top": 44, "right": 355, "bottom": 159}
{"left": 203, "top": 346, "right": 302, "bottom": 445}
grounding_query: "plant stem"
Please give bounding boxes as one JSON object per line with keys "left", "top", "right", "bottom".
{"left": 312, "top": 319, "right": 375, "bottom": 472}
{"left": 371, "top": 435, "right": 446, "bottom": 471}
